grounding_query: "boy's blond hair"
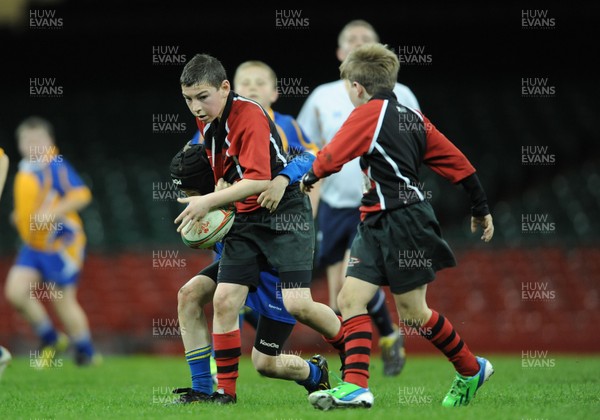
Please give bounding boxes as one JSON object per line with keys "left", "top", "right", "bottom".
{"left": 15, "top": 116, "right": 55, "bottom": 141}
{"left": 233, "top": 60, "right": 277, "bottom": 89}
{"left": 339, "top": 43, "right": 399, "bottom": 95}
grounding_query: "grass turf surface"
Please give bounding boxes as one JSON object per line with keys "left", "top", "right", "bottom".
{"left": 0, "top": 353, "right": 598, "bottom": 419}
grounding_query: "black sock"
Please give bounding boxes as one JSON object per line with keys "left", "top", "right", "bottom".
{"left": 367, "top": 289, "right": 394, "bottom": 337}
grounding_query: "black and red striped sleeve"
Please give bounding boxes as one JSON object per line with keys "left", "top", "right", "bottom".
{"left": 312, "top": 101, "right": 381, "bottom": 178}
{"left": 422, "top": 114, "right": 475, "bottom": 183}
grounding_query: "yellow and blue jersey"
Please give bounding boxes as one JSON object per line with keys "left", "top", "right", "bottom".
{"left": 267, "top": 108, "right": 318, "bottom": 156}
{"left": 13, "top": 154, "right": 90, "bottom": 284}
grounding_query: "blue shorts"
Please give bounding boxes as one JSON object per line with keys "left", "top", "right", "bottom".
{"left": 316, "top": 201, "right": 361, "bottom": 267}
{"left": 199, "top": 259, "right": 296, "bottom": 325}
{"left": 245, "top": 269, "right": 296, "bottom": 325}
{"left": 15, "top": 245, "right": 83, "bottom": 286}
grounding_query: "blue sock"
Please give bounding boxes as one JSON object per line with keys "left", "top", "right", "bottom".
{"left": 35, "top": 320, "right": 58, "bottom": 346}
{"left": 73, "top": 333, "right": 95, "bottom": 357}
{"left": 296, "top": 360, "right": 320, "bottom": 388}
{"left": 367, "top": 288, "right": 395, "bottom": 337}
{"left": 186, "top": 345, "right": 213, "bottom": 394}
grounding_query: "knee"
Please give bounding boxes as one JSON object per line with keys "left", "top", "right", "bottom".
{"left": 177, "top": 284, "right": 201, "bottom": 311}
{"left": 398, "top": 306, "right": 430, "bottom": 328}
{"left": 212, "top": 293, "right": 239, "bottom": 318}
{"left": 337, "top": 287, "right": 360, "bottom": 313}
{"left": 178, "top": 278, "right": 213, "bottom": 312}
{"left": 252, "top": 353, "right": 277, "bottom": 377}
{"left": 5, "top": 290, "right": 20, "bottom": 307}
{"left": 5, "top": 281, "right": 25, "bottom": 307}
{"left": 177, "top": 286, "right": 200, "bottom": 322}
{"left": 282, "top": 295, "right": 311, "bottom": 320}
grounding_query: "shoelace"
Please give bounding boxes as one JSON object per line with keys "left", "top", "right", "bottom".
{"left": 329, "top": 371, "right": 345, "bottom": 389}
{"left": 448, "top": 377, "right": 468, "bottom": 396}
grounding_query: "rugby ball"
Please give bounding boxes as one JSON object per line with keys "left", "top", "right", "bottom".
{"left": 181, "top": 208, "right": 235, "bottom": 249}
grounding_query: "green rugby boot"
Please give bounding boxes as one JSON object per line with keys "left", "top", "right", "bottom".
{"left": 442, "top": 356, "right": 494, "bottom": 407}
{"left": 308, "top": 381, "right": 373, "bottom": 410}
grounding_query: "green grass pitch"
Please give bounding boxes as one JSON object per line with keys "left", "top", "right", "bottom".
{"left": 1, "top": 353, "right": 599, "bottom": 419}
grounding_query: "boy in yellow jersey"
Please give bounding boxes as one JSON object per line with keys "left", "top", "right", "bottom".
{"left": 0, "top": 147, "right": 12, "bottom": 379}
{"left": 4, "top": 116, "right": 99, "bottom": 367}
{"left": 231, "top": 60, "right": 320, "bottom": 213}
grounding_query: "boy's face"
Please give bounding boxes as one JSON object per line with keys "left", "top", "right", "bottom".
{"left": 234, "top": 66, "right": 278, "bottom": 110}
{"left": 337, "top": 26, "right": 377, "bottom": 62}
{"left": 182, "top": 80, "right": 230, "bottom": 123}
{"left": 17, "top": 127, "right": 55, "bottom": 161}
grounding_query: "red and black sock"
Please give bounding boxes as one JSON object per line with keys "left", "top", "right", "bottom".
{"left": 212, "top": 330, "right": 241, "bottom": 397}
{"left": 420, "top": 310, "right": 479, "bottom": 377}
{"left": 342, "top": 314, "right": 371, "bottom": 388}
{"left": 324, "top": 315, "right": 345, "bottom": 354}
{"left": 323, "top": 315, "right": 346, "bottom": 376}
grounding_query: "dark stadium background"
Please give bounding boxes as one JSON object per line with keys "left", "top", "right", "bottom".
{"left": 1, "top": 0, "right": 599, "bottom": 356}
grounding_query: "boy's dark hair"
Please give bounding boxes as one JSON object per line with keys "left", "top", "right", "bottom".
{"left": 170, "top": 142, "right": 215, "bottom": 195}
{"left": 180, "top": 54, "right": 227, "bottom": 88}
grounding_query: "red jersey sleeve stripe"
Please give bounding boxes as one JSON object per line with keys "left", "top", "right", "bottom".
{"left": 313, "top": 100, "right": 381, "bottom": 178}
{"left": 422, "top": 115, "right": 475, "bottom": 183}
